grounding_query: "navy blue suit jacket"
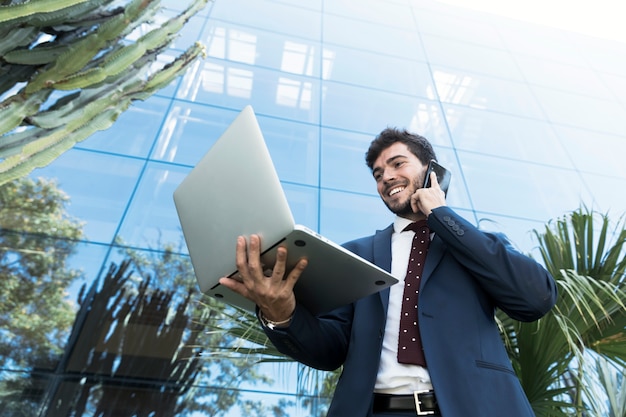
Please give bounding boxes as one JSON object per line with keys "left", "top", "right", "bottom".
{"left": 263, "top": 207, "right": 557, "bottom": 417}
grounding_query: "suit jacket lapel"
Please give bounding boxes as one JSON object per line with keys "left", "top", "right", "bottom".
{"left": 373, "top": 225, "right": 393, "bottom": 314}
{"left": 421, "top": 235, "right": 445, "bottom": 287}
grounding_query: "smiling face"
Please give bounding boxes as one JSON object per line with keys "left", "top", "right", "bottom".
{"left": 372, "top": 142, "right": 429, "bottom": 219}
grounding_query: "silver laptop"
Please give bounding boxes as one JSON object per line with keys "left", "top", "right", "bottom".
{"left": 173, "top": 105, "right": 397, "bottom": 315}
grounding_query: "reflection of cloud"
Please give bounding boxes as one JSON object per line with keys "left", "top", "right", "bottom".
{"left": 407, "top": 101, "right": 446, "bottom": 136}
{"left": 225, "top": 68, "right": 254, "bottom": 98}
{"left": 182, "top": 26, "right": 326, "bottom": 109}
{"left": 281, "top": 41, "right": 316, "bottom": 75}
{"left": 201, "top": 63, "right": 253, "bottom": 98}
{"left": 206, "top": 26, "right": 257, "bottom": 64}
{"left": 153, "top": 106, "right": 186, "bottom": 161}
{"left": 433, "top": 70, "right": 484, "bottom": 108}
{"left": 322, "top": 48, "right": 336, "bottom": 80}
{"left": 276, "top": 77, "right": 312, "bottom": 109}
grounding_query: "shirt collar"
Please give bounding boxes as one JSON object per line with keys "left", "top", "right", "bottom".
{"left": 393, "top": 216, "right": 414, "bottom": 234}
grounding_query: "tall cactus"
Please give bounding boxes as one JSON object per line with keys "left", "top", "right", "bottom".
{"left": 0, "top": 0, "right": 210, "bottom": 185}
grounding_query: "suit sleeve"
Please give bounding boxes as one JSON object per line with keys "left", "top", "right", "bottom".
{"left": 427, "top": 206, "right": 557, "bottom": 321}
{"left": 258, "top": 301, "right": 353, "bottom": 371}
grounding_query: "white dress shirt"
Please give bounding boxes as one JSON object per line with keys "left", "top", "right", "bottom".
{"left": 374, "top": 216, "right": 433, "bottom": 394}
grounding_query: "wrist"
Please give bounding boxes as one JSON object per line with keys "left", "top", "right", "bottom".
{"left": 259, "top": 310, "right": 294, "bottom": 330}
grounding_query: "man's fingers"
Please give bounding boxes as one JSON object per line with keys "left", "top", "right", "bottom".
{"left": 234, "top": 236, "right": 249, "bottom": 276}
{"left": 285, "top": 257, "right": 308, "bottom": 289}
{"left": 219, "top": 275, "right": 248, "bottom": 297}
{"left": 246, "top": 234, "right": 263, "bottom": 271}
{"left": 272, "top": 246, "right": 287, "bottom": 279}
{"left": 429, "top": 171, "right": 441, "bottom": 190}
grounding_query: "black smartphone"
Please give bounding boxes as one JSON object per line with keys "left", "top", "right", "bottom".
{"left": 423, "top": 160, "right": 451, "bottom": 196}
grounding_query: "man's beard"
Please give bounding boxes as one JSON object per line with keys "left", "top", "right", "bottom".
{"left": 383, "top": 177, "right": 421, "bottom": 217}
{"left": 384, "top": 198, "right": 414, "bottom": 217}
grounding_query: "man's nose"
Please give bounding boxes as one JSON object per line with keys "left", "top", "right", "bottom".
{"left": 382, "top": 169, "right": 396, "bottom": 182}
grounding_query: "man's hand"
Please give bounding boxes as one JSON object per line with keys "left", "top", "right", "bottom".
{"left": 410, "top": 171, "right": 447, "bottom": 217}
{"left": 218, "top": 234, "right": 307, "bottom": 322}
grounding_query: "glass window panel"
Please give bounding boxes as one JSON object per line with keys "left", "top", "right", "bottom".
{"left": 413, "top": 8, "right": 506, "bottom": 48}
{"left": 209, "top": 0, "right": 322, "bottom": 40}
{"left": 78, "top": 95, "right": 170, "bottom": 157}
{"left": 324, "top": 0, "right": 415, "bottom": 29}
{"left": 258, "top": 116, "right": 320, "bottom": 186}
{"left": 575, "top": 35, "right": 626, "bottom": 75}
{"left": 458, "top": 151, "right": 594, "bottom": 222}
{"left": 531, "top": 85, "right": 626, "bottom": 136}
{"left": 116, "top": 162, "right": 188, "bottom": 250}
{"left": 320, "top": 128, "right": 378, "bottom": 194}
{"left": 322, "top": 45, "right": 437, "bottom": 98}
{"left": 443, "top": 103, "right": 573, "bottom": 167}
{"left": 321, "top": 83, "right": 452, "bottom": 142}
{"left": 235, "top": 361, "right": 333, "bottom": 397}
{"left": 421, "top": 34, "right": 524, "bottom": 81}
{"left": 323, "top": 14, "right": 426, "bottom": 61}
{"left": 475, "top": 212, "right": 547, "bottom": 256}
{"left": 553, "top": 125, "right": 626, "bottom": 178}
{"left": 29, "top": 149, "right": 144, "bottom": 243}
{"left": 598, "top": 72, "right": 626, "bottom": 106}
{"left": 177, "top": 59, "right": 320, "bottom": 123}
{"left": 578, "top": 172, "right": 626, "bottom": 216}
{"left": 495, "top": 20, "right": 582, "bottom": 66}
{"left": 64, "top": 243, "right": 112, "bottom": 305}
{"left": 514, "top": 55, "right": 613, "bottom": 100}
{"left": 201, "top": 23, "right": 322, "bottom": 77}
{"left": 320, "top": 189, "right": 393, "bottom": 245}
{"left": 284, "top": 183, "right": 319, "bottom": 231}
{"left": 432, "top": 66, "right": 545, "bottom": 119}
{"left": 183, "top": 386, "right": 332, "bottom": 416}
{"left": 151, "top": 103, "right": 240, "bottom": 165}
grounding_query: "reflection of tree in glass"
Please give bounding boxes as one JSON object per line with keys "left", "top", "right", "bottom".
{"left": 0, "top": 177, "right": 84, "bottom": 416}
{"left": 31, "top": 248, "right": 295, "bottom": 416}
{"left": 0, "top": 177, "right": 84, "bottom": 368}
{"left": 37, "top": 260, "right": 209, "bottom": 416}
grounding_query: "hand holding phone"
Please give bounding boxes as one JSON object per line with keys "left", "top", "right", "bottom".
{"left": 423, "top": 160, "right": 451, "bottom": 196}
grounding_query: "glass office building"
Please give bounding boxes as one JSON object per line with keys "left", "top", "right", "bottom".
{"left": 2, "top": 0, "right": 625, "bottom": 415}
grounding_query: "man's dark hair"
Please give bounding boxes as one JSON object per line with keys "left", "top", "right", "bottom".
{"left": 365, "top": 127, "right": 437, "bottom": 170}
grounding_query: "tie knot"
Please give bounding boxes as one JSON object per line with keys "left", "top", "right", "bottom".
{"left": 403, "top": 219, "right": 429, "bottom": 234}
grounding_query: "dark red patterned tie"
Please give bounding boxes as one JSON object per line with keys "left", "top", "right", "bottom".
{"left": 397, "top": 220, "right": 430, "bottom": 366}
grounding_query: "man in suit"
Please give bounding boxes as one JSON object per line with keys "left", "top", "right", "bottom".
{"left": 219, "top": 128, "right": 558, "bottom": 416}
